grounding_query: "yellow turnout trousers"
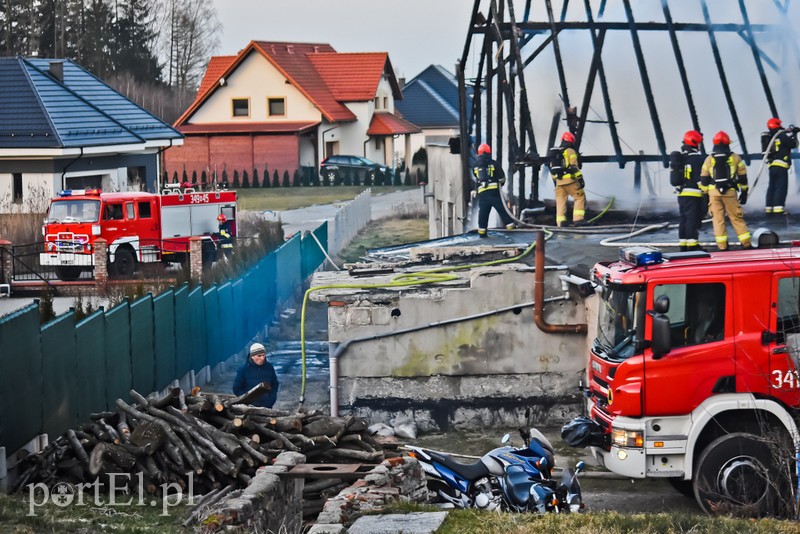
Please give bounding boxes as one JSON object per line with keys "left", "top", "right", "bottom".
{"left": 707, "top": 188, "right": 751, "bottom": 250}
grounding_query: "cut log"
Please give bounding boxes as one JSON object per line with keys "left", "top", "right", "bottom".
{"left": 66, "top": 429, "right": 89, "bottom": 464}
{"left": 271, "top": 416, "right": 303, "bottom": 433}
{"left": 226, "top": 382, "right": 270, "bottom": 407}
{"left": 302, "top": 419, "right": 345, "bottom": 438}
{"left": 321, "top": 448, "right": 384, "bottom": 463}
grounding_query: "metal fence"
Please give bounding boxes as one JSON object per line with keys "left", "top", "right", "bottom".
{"left": 0, "top": 222, "right": 328, "bottom": 453}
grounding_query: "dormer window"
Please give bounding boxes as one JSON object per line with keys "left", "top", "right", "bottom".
{"left": 268, "top": 97, "right": 286, "bottom": 117}
{"left": 374, "top": 95, "right": 387, "bottom": 111}
{"left": 232, "top": 98, "right": 250, "bottom": 117}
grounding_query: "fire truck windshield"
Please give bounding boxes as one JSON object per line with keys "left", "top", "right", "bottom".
{"left": 47, "top": 199, "right": 100, "bottom": 223}
{"left": 595, "top": 285, "right": 646, "bottom": 359}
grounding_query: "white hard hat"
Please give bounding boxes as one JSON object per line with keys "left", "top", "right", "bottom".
{"left": 249, "top": 342, "right": 266, "bottom": 356}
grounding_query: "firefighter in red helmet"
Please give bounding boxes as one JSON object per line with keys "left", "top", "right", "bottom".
{"left": 761, "top": 117, "right": 799, "bottom": 215}
{"left": 546, "top": 132, "right": 586, "bottom": 227}
{"left": 217, "top": 213, "right": 234, "bottom": 255}
{"left": 669, "top": 130, "right": 707, "bottom": 251}
{"left": 700, "top": 131, "right": 751, "bottom": 250}
{"left": 471, "top": 143, "right": 514, "bottom": 237}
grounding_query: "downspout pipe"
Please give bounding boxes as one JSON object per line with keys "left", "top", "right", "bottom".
{"left": 534, "top": 230, "right": 587, "bottom": 334}
{"left": 60, "top": 147, "right": 84, "bottom": 189}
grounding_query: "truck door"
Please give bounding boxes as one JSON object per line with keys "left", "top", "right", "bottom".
{"left": 643, "top": 278, "right": 733, "bottom": 416}
{"left": 768, "top": 275, "right": 800, "bottom": 406}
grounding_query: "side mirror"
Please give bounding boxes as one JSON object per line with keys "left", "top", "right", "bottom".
{"left": 501, "top": 433, "right": 511, "bottom": 444}
{"left": 651, "top": 313, "right": 672, "bottom": 359}
{"left": 575, "top": 460, "right": 586, "bottom": 472}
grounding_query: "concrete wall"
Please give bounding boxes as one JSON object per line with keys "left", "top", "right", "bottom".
{"left": 426, "top": 137, "right": 466, "bottom": 238}
{"left": 312, "top": 261, "right": 595, "bottom": 430}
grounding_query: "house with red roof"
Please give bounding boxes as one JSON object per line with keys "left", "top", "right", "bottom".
{"left": 164, "top": 41, "right": 419, "bottom": 185}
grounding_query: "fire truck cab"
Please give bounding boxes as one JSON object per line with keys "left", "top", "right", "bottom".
{"left": 40, "top": 187, "right": 237, "bottom": 280}
{"left": 569, "top": 245, "right": 800, "bottom": 516}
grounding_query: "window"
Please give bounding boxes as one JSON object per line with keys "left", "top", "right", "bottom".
{"left": 374, "top": 96, "right": 380, "bottom": 108}
{"left": 777, "top": 277, "right": 800, "bottom": 338}
{"left": 103, "top": 204, "right": 123, "bottom": 221}
{"left": 232, "top": 98, "right": 249, "bottom": 117}
{"left": 12, "top": 173, "right": 22, "bottom": 203}
{"left": 654, "top": 283, "right": 726, "bottom": 347}
{"left": 138, "top": 201, "right": 152, "bottom": 219}
{"left": 383, "top": 97, "right": 388, "bottom": 109}
{"left": 125, "top": 203, "right": 135, "bottom": 220}
{"left": 268, "top": 97, "right": 285, "bottom": 116}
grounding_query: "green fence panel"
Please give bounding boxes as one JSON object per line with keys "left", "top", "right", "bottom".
{"left": 104, "top": 302, "right": 131, "bottom": 407}
{"left": 302, "top": 221, "right": 328, "bottom": 279}
{"left": 188, "top": 286, "right": 207, "bottom": 372}
{"left": 174, "top": 285, "right": 192, "bottom": 378}
{"left": 217, "top": 282, "right": 235, "bottom": 361}
{"left": 130, "top": 295, "right": 155, "bottom": 395}
{"left": 264, "top": 252, "right": 277, "bottom": 332}
{"left": 232, "top": 278, "right": 248, "bottom": 348}
{"left": 203, "top": 286, "right": 221, "bottom": 367}
{"left": 41, "top": 312, "right": 79, "bottom": 439}
{"left": 0, "top": 304, "right": 42, "bottom": 450}
{"left": 75, "top": 310, "right": 107, "bottom": 419}
{"left": 153, "top": 291, "right": 177, "bottom": 391}
{"left": 275, "top": 234, "right": 301, "bottom": 306}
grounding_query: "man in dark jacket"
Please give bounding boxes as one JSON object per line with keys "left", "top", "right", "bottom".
{"left": 217, "top": 213, "right": 234, "bottom": 256}
{"left": 670, "top": 130, "right": 707, "bottom": 251}
{"left": 472, "top": 143, "right": 514, "bottom": 237}
{"left": 233, "top": 342, "right": 279, "bottom": 408}
{"left": 762, "top": 117, "right": 798, "bottom": 215}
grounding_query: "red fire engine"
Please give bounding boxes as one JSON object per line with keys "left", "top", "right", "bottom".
{"left": 568, "top": 244, "right": 800, "bottom": 516}
{"left": 40, "top": 186, "right": 237, "bottom": 280}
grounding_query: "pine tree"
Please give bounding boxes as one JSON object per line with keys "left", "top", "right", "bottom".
{"left": 242, "top": 170, "right": 249, "bottom": 188}
{"left": 272, "top": 169, "right": 279, "bottom": 188}
{"left": 262, "top": 166, "right": 270, "bottom": 188}
{"left": 232, "top": 170, "right": 240, "bottom": 188}
{"left": 282, "top": 170, "right": 290, "bottom": 188}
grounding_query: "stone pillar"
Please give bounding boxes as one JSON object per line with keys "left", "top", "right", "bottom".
{"left": 0, "top": 240, "right": 12, "bottom": 284}
{"left": 189, "top": 237, "right": 203, "bottom": 283}
{"left": 93, "top": 238, "right": 108, "bottom": 284}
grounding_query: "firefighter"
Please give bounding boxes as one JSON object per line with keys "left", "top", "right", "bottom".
{"left": 233, "top": 343, "right": 279, "bottom": 408}
{"left": 761, "top": 117, "right": 799, "bottom": 215}
{"left": 548, "top": 132, "right": 586, "bottom": 227}
{"left": 700, "top": 131, "right": 751, "bottom": 251}
{"left": 472, "top": 143, "right": 515, "bottom": 237}
{"left": 217, "top": 213, "right": 234, "bottom": 255}
{"left": 669, "top": 130, "right": 707, "bottom": 251}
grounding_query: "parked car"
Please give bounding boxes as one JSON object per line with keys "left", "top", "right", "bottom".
{"left": 319, "top": 155, "right": 387, "bottom": 186}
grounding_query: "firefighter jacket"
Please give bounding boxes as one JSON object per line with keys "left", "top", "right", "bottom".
{"left": 473, "top": 154, "right": 506, "bottom": 194}
{"left": 673, "top": 144, "right": 705, "bottom": 198}
{"left": 762, "top": 128, "right": 797, "bottom": 169}
{"left": 548, "top": 143, "right": 582, "bottom": 186}
{"left": 700, "top": 146, "right": 748, "bottom": 194}
{"left": 218, "top": 221, "right": 233, "bottom": 249}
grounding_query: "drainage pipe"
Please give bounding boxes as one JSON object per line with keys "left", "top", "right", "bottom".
{"left": 533, "top": 230, "right": 587, "bottom": 335}
{"left": 327, "top": 294, "right": 567, "bottom": 417}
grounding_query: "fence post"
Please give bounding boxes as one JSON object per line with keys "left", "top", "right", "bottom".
{"left": 94, "top": 238, "right": 108, "bottom": 284}
{"left": 189, "top": 237, "right": 203, "bottom": 283}
{"left": 0, "top": 240, "right": 11, "bottom": 284}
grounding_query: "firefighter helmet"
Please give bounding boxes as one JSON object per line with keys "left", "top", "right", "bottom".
{"left": 713, "top": 131, "right": 731, "bottom": 146}
{"left": 217, "top": 213, "right": 227, "bottom": 223}
{"left": 477, "top": 143, "right": 491, "bottom": 155}
{"left": 683, "top": 130, "right": 703, "bottom": 148}
{"left": 249, "top": 342, "right": 266, "bottom": 357}
{"left": 561, "top": 132, "right": 576, "bottom": 144}
{"left": 767, "top": 117, "right": 782, "bottom": 130}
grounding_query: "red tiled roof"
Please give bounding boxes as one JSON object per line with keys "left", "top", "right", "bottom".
{"left": 309, "top": 53, "right": 389, "bottom": 102}
{"left": 367, "top": 112, "right": 421, "bottom": 136}
{"left": 195, "top": 56, "right": 237, "bottom": 103}
{"left": 177, "top": 121, "right": 319, "bottom": 135}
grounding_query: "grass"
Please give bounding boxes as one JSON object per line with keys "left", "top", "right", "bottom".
{"left": 235, "top": 185, "right": 416, "bottom": 211}
{"left": 335, "top": 216, "right": 429, "bottom": 264}
{"left": 436, "top": 509, "right": 800, "bottom": 533}
{"left": 0, "top": 491, "right": 189, "bottom": 533}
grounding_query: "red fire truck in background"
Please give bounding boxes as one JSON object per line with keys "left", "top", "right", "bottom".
{"left": 566, "top": 244, "right": 800, "bottom": 516}
{"left": 40, "top": 186, "right": 237, "bottom": 280}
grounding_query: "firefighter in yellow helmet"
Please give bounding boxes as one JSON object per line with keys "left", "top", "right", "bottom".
{"left": 699, "top": 131, "right": 751, "bottom": 250}
{"left": 472, "top": 143, "right": 515, "bottom": 237}
{"left": 547, "top": 132, "right": 586, "bottom": 227}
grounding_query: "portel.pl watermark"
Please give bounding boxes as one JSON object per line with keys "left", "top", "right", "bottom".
{"left": 27, "top": 472, "right": 196, "bottom": 516}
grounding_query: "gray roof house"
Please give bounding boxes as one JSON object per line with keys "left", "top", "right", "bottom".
{"left": 0, "top": 57, "right": 182, "bottom": 213}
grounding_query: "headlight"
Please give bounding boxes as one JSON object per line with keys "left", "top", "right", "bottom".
{"left": 611, "top": 428, "right": 643, "bottom": 448}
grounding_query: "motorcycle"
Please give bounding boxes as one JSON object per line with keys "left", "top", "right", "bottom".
{"left": 406, "top": 424, "right": 585, "bottom": 513}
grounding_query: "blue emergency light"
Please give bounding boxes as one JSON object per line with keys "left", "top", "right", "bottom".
{"left": 620, "top": 246, "right": 663, "bottom": 266}
{"left": 58, "top": 188, "right": 102, "bottom": 197}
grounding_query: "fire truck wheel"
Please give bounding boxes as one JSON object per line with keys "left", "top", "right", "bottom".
{"left": 693, "top": 432, "right": 789, "bottom": 517}
{"left": 111, "top": 247, "right": 136, "bottom": 278}
{"left": 56, "top": 266, "right": 82, "bottom": 281}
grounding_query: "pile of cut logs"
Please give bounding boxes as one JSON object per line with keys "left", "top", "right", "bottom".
{"left": 12, "top": 383, "right": 386, "bottom": 501}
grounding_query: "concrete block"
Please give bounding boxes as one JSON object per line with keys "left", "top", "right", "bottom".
{"left": 346, "top": 307, "right": 372, "bottom": 326}
{"left": 348, "top": 512, "right": 449, "bottom": 534}
{"left": 307, "top": 525, "right": 347, "bottom": 534}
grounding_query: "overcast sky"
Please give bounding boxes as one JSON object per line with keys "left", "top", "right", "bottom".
{"left": 210, "top": 0, "right": 474, "bottom": 80}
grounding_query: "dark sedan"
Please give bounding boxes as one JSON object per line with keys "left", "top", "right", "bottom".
{"left": 319, "top": 155, "right": 387, "bottom": 186}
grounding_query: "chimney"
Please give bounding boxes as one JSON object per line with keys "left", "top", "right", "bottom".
{"left": 287, "top": 45, "right": 294, "bottom": 54}
{"left": 49, "top": 61, "right": 63, "bottom": 82}
{"left": 313, "top": 46, "right": 320, "bottom": 54}
{"left": 398, "top": 77, "right": 406, "bottom": 90}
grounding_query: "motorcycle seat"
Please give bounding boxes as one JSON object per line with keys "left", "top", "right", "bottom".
{"left": 428, "top": 450, "right": 490, "bottom": 481}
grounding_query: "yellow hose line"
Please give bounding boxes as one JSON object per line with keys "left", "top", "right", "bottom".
{"left": 587, "top": 196, "right": 615, "bottom": 224}
{"left": 298, "top": 229, "right": 553, "bottom": 404}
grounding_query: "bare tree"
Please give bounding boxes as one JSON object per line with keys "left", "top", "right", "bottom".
{"left": 154, "top": 0, "right": 219, "bottom": 90}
